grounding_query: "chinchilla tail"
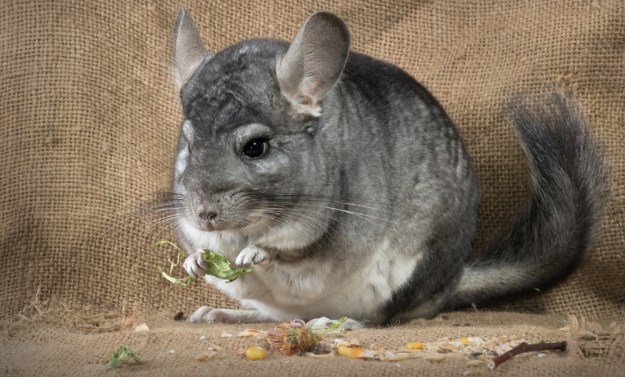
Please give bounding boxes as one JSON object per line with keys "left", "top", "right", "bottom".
{"left": 448, "top": 90, "right": 608, "bottom": 310}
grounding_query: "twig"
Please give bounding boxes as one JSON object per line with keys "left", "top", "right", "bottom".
{"left": 487, "top": 341, "right": 567, "bottom": 369}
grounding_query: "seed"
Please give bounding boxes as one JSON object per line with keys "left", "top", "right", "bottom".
{"left": 337, "top": 345, "right": 374, "bottom": 359}
{"left": 406, "top": 342, "right": 425, "bottom": 351}
{"left": 245, "top": 346, "right": 267, "bottom": 360}
{"left": 467, "top": 359, "right": 485, "bottom": 367}
{"left": 134, "top": 323, "right": 149, "bottom": 332}
{"left": 438, "top": 344, "right": 456, "bottom": 353}
{"left": 238, "top": 329, "right": 265, "bottom": 337}
{"left": 195, "top": 351, "right": 216, "bottom": 361}
{"left": 425, "top": 354, "right": 446, "bottom": 363}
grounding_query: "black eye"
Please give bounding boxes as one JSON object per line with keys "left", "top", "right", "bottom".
{"left": 243, "top": 138, "right": 269, "bottom": 158}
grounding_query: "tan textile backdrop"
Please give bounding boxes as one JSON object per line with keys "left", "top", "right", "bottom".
{"left": 1, "top": 1, "right": 624, "bottom": 375}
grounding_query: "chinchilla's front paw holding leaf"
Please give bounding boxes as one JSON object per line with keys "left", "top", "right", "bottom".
{"left": 235, "top": 245, "right": 269, "bottom": 268}
{"left": 155, "top": 241, "right": 250, "bottom": 284}
{"left": 201, "top": 250, "right": 252, "bottom": 282}
{"left": 183, "top": 250, "right": 208, "bottom": 279}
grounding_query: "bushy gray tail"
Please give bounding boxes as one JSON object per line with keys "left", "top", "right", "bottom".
{"left": 449, "top": 91, "right": 608, "bottom": 309}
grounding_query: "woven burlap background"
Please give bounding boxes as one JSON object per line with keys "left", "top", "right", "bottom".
{"left": 1, "top": 0, "right": 624, "bottom": 375}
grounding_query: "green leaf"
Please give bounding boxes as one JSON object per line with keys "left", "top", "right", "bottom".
{"left": 106, "top": 346, "right": 142, "bottom": 369}
{"left": 202, "top": 250, "right": 251, "bottom": 282}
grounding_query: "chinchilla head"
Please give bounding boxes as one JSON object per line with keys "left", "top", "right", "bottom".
{"left": 171, "top": 9, "right": 350, "bottom": 235}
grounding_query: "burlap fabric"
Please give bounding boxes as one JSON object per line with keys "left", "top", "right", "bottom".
{"left": 1, "top": 0, "right": 624, "bottom": 375}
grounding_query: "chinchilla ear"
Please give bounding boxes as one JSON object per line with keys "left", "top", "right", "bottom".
{"left": 173, "top": 7, "right": 213, "bottom": 89}
{"left": 276, "top": 11, "right": 350, "bottom": 117}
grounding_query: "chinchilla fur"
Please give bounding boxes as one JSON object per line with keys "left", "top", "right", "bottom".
{"left": 167, "top": 9, "right": 608, "bottom": 325}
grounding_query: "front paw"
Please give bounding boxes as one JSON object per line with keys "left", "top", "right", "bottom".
{"left": 189, "top": 306, "right": 268, "bottom": 323}
{"left": 235, "top": 245, "right": 269, "bottom": 267}
{"left": 183, "top": 250, "right": 208, "bottom": 279}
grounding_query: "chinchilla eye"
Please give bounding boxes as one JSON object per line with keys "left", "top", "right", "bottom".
{"left": 243, "top": 138, "right": 269, "bottom": 158}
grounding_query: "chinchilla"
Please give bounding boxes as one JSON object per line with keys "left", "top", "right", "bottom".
{"left": 168, "top": 9, "right": 607, "bottom": 325}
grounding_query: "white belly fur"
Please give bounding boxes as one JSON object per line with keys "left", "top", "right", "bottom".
{"left": 182, "top": 223, "right": 422, "bottom": 322}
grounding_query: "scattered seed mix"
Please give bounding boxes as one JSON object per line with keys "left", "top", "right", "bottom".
{"left": 227, "top": 319, "right": 565, "bottom": 368}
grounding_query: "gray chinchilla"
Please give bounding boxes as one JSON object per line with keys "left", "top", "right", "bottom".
{"left": 168, "top": 9, "right": 607, "bottom": 325}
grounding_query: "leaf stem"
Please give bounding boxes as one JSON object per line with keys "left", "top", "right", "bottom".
{"left": 487, "top": 341, "right": 567, "bottom": 369}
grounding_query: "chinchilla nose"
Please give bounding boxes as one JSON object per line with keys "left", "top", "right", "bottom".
{"left": 197, "top": 205, "right": 219, "bottom": 223}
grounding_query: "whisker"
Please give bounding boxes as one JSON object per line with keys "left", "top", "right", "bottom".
{"left": 257, "top": 209, "right": 338, "bottom": 249}
{"left": 266, "top": 196, "right": 395, "bottom": 215}
{"left": 253, "top": 200, "right": 397, "bottom": 226}
{"left": 245, "top": 186, "right": 393, "bottom": 207}
{"left": 256, "top": 206, "right": 335, "bottom": 237}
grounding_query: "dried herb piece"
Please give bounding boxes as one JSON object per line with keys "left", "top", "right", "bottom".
{"left": 326, "top": 316, "right": 348, "bottom": 330}
{"left": 268, "top": 320, "right": 322, "bottom": 355}
{"left": 155, "top": 241, "right": 196, "bottom": 286}
{"left": 106, "top": 345, "right": 142, "bottom": 369}
{"left": 160, "top": 268, "right": 196, "bottom": 286}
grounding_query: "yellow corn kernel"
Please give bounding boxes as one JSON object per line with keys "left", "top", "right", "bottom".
{"left": 245, "top": 346, "right": 267, "bottom": 360}
{"left": 406, "top": 342, "right": 425, "bottom": 351}
{"left": 337, "top": 345, "right": 373, "bottom": 359}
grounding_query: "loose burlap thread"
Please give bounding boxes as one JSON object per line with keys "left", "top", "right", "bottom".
{"left": 1, "top": 1, "right": 624, "bottom": 375}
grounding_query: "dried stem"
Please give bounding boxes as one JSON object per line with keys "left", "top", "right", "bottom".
{"left": 487, "top": 341, "right": 567, "bottom": 369}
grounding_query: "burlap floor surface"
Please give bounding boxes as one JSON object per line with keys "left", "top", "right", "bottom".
{"left": 2, "top": 308, "right": 624, "bottom": 376}
{"left": 2, "top": 0, "right": 624, "bottom": 375}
